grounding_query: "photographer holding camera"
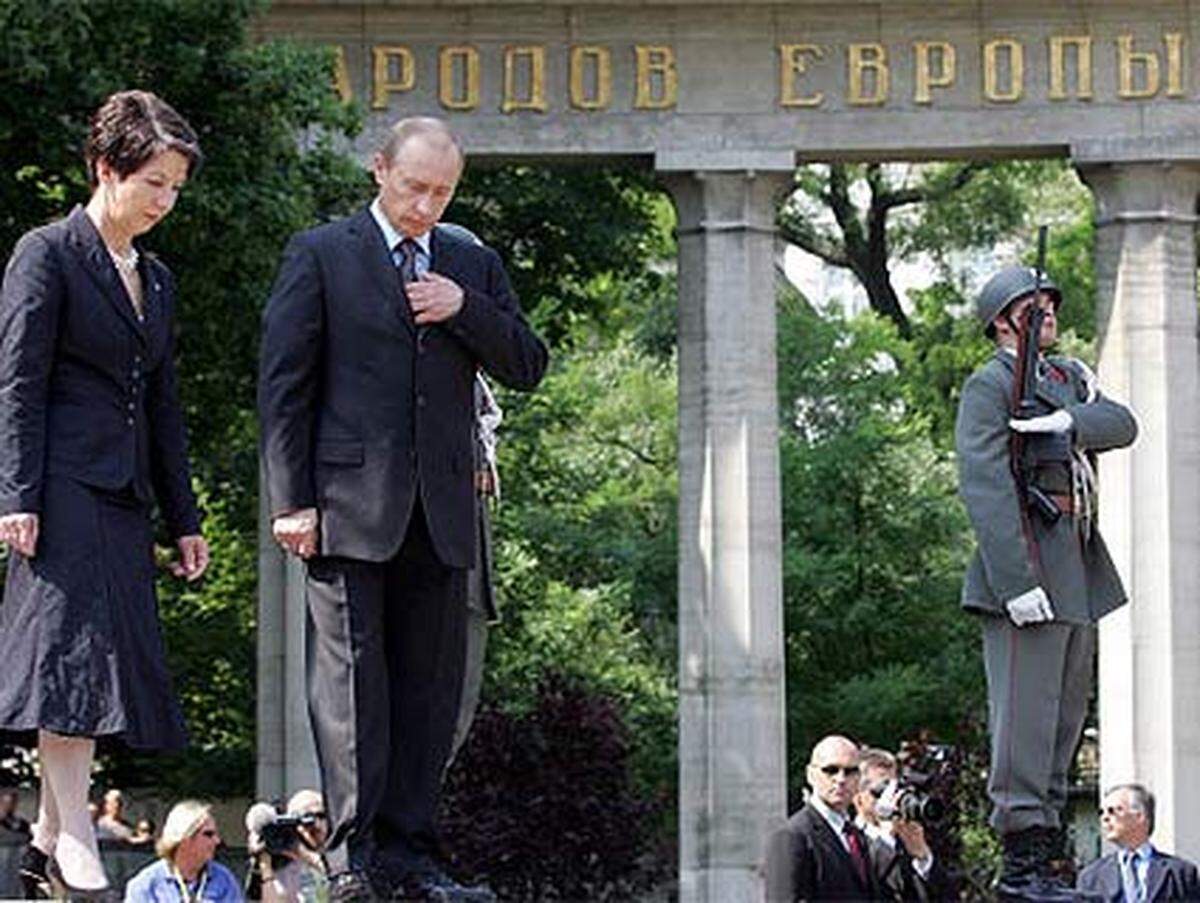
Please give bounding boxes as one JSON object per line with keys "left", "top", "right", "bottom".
{"left": 854, "top": 749, "right": 948, "bottom": 902}
{"left": 245, "top": 791, "right": 328, "bottom": 903}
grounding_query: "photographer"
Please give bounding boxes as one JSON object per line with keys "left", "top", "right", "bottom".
{"left": 244, "top": 791, "right": 328, "bottom": 903}
{"left": 854, "top": 749, "right": 947, "bottom": 902}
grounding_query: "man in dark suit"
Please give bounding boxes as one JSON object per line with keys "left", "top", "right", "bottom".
{"left": 854, "top": 749, "right": 948, "bottom": 902}
{"left": 1077, "top": 784, "right": 1200, "bottom": 902}
{"left": 771, "top": 735, "right": 882, "bottom": 901}
{"left": 258, "top": 117, "right": 548, "bottom": 902}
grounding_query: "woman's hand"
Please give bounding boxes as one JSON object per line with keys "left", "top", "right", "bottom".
{"left": 0, "top": 512, "right": 39, "bottom": 557}
{"left": 171, "top": 534, "right": 210, "bottom": 581}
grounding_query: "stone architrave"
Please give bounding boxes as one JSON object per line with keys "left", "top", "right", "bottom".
{"left": 662, "top": 156, "right": 792, "bottom": 902}
{"left": 1075, "top": 149, "right": 1200, "bottom": 862}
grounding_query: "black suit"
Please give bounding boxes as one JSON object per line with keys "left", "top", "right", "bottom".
{"left": 0, "top": 206, "right": 197, "bottom": 534}
{"left": 867, "top": 831, "right": 949, "bottom": 902}
{"left": 0, "top": 206, "right": 197, "bottom": 751}
{"left": 1077, "top": 849, "right": 1200, "bottom": 901}
{"left": 769, "top": 803, "right": 883, "bottom": 901}
{"left": 258, "top": 207, "right": 547, "bottom": 876}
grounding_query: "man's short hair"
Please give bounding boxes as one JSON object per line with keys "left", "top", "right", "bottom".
{"left": 858, "top": 748, "right": 897, "bottom": 775}
{"left": 1106, "top": 783, "right": 1156, "bottom": 835}
{"left": 379, "top": 117, "right": 463, "bottom": 166}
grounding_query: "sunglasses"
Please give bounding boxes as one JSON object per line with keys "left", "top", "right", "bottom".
{"left": 199, "top": 829, "right": 219, "bottom": 838}
{"left": 1099, "top": 806, "right": 1129, "bottom": 818}
{"left": 819, "top": 764, "right": 860, "bottom": 777}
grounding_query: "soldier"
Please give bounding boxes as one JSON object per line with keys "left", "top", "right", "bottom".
{"left": 954, "top": 265, "right": 1138, "bottom": 900}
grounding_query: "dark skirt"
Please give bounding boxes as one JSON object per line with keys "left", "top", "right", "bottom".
{"left": 0, "top": 476, "right": 187, "bottom": 751}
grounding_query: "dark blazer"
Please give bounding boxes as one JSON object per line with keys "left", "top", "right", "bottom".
{"left": 769, "top": 803, "right": 883, "bottom": 902}
{"left": 868, "top": 833, "right": 949, "bottom": 902}
{"left": 0, "top": 206, "right": 199, "bottom": 536}
{"left": 258, "top": 208, "right": 547, "bottom": 567}
{"left": 1078, "top": 849, "right": 1200, "bottom": 901}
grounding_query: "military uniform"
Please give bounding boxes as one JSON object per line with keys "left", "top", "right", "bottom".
{"left": 954, "top": 266, "right": 1137, "bottom": 893}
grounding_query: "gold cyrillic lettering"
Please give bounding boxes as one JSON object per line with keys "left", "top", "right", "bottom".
{"left": 634, "top": 45, "right": 678, "bottom": 109}
{"left": 913, "top": 41, "right": 955, "bottom": 104}
{"left": 983, "top": 39, "right": 1024, "bottom": 102}
{"left": 1165, "top": 32, "right": 1185, "bottom": 97}
{"left": 371, "top": 45, "right": 414, "bottom": 110}
{"left": 1118, "top": 35, "right": 1160, "bottom": 98}
{"left": 502, "top": 46, "right": 548, "bottom": 113}
{"left": 847, "top": 43, "right": 889, "bottom": 105}
{"left": 569, "top": 46, "right": 612, "bottom": 110}
{"left": 1048, "top": 36, "right": 1093, "bottom": 100}
{"left": 779, "top": 43, "right": 825, "bottom": 107}
{"left": 438, "top": 46, "right": 480, "bottom": 111}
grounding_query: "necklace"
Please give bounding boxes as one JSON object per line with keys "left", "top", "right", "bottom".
{"left": 108, "top": 244, "right": 139, "bottom": 274}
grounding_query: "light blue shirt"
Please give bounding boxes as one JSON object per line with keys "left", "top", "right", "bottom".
{"left": 1120, "top": 842, "right": 1154, "bottom": 902}
{"left": 369, "top": 198, "right": 430, "bottom": 276}
{"left": 123, "top": 858, "right": 243, "bottom": 903}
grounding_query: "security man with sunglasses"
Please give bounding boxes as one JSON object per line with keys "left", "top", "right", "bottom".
{"left": 771, "top": 735, "right": 884, "bottom": 901}
{"left": 955, "top": 265, "right": 1138, "bottom": 899}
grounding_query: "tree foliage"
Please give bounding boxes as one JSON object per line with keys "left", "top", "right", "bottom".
{"left": 776, "top": 287, "right": 985, "bottom": 786}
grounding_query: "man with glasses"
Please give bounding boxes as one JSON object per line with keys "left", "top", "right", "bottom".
{"left": 955, "top": 264, "right": 1138, "bottom": 899}
{"left": 853, "top": 749, "right": 946, "bottom": 902}
{"left": 771, "top": 735, "right": 882, "bottom": 901}
{"left": 1077, "top": 785, "right": 1199, "bottom": 901}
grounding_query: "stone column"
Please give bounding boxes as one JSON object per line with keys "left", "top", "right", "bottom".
{"left": 256, "top": 467, "right": 320, "bottom": 800}
{"left": 1075, "top": 152, "right": 1200, "bottom": 861}
{"left": 659, "top": 151, "right": 792, "bottom": 903}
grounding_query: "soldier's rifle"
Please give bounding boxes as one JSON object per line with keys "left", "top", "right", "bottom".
{"left": 1009, "top": 227, "right": 1061, "bottom": 553}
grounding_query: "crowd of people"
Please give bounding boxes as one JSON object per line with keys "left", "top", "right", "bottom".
{"left": 771, "top": 735, "right": 1200, "bottom": 902}
{"left": 2, "top": 785, "right": 332, "bottom": 901}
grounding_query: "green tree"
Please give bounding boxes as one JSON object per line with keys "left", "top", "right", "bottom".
{"left": 778, "top": 159, "right": 1090, "bottom": 340}
{"left": 776, "top": 287, "right": 984, "bottom": 783}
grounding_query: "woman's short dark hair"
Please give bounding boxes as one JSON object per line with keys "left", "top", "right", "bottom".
{"left": 85, "top": 90, "right": 202, "bottom": 187}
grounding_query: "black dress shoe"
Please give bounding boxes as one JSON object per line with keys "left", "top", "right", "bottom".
{"left": 392, "top": 867, "right": 496, "bottom": 903}
{"left": 330, "top": 868, "right": 379, "bottom": 902}
{"left": 19, "top": 844, "right": 52, "bottom": 899}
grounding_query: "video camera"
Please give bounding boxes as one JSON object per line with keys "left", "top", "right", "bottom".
{"left": 874, "top": 773, "right": 946, "bottom": 823}
{"left": 245, "top": 802, "right": 319, "bottom": 856}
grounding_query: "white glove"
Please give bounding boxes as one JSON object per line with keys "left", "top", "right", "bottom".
{"left": 1005, "top": 586, "right": 1055, "bottom": 626}
{"left": 1009, "top": 410, "right": 1073, "bottom": 434}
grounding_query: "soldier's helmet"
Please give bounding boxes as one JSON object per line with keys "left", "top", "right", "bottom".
{"left": 975, "top": 265, "right": 1062, "bottom": 336}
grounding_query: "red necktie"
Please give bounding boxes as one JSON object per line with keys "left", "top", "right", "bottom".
{"left": 842, "top": 821, "right": 869, "bottom": 886}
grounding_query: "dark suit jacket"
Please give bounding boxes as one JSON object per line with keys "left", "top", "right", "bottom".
{"left": 0, "top": 206, "right": 199, "bottom": 536}
{"left": 769, "top": 803, "right": 883, "bottom": 902}
{"left": 258, "top": 208, "right": 547, "bottom": 567}
{"left": 868, "top": 832, "right": 949, "bottom": 902}
{"left": 1078, "top": 849, "right": 1200, "bottom": 901}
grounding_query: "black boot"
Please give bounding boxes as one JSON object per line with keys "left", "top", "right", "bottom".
{"left": 997, "top": 827, "right": 1077, "bottom": 901}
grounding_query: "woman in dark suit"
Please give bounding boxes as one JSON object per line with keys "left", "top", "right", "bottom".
{"left": 0, "top": 90, "right": 210, "bottom": 899}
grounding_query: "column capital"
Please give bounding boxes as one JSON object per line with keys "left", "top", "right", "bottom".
{"left": 1073, "top": 159, "right": 1200, "bottom": 228}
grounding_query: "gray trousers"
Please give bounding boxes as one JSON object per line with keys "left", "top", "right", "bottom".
{"left": 981, "top": 616, "right": 1096, "bottom": 834}
{"left": 449, "top": 501, "right": 496, "bottom": 764}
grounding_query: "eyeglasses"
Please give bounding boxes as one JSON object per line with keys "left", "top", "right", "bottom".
{"left": 819, "top": 764, "right": 860, "bottom": 777}
{"left": 1099, "top": 806, "right": 1129, "bottom": 818}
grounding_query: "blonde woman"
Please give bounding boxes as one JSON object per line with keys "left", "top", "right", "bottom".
{"left": 123, "top": 801, "right": 242, "bottom": 902}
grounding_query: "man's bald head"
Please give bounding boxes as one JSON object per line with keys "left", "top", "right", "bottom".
{"left": 807, "top": 735, "right": 861, "bottom": 813}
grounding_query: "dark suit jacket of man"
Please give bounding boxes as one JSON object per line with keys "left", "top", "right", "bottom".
{"left": 0, "top": 206, "right": 199, "bottom": 535}
{"left": 771, "top": 803, "right": 884, "bottom": 901}
{"left": 867, "top": 832, "right": 950, "bottom": 902}
{"left": 258, "top": 208, "right": 547, "bottom": 567}
{"left": 1077, "top": 849, "right": 1200, "bottom": 901}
